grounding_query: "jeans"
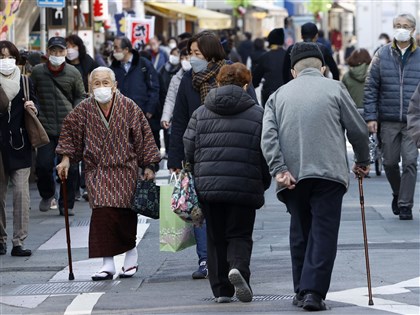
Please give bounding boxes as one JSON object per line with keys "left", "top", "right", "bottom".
{"left": 35, "top": 135, "right": 78, "bottom": 210}
{"left": 194, "top": 222, "right": 207, "bottom": 263}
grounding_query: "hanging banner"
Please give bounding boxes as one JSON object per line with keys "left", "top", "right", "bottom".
{"left": 125, "top": 17, "right": 155, "bottom": 50}
{"left": 114, "top": 13, "right": 125, "bottom": 36}
{"left": 0, "top": 0, "right": 22, "bottom": 40}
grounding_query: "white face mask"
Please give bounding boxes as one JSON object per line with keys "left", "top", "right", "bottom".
{"left": 181, "top": 59, "right": 192, "bottom": 71}
{"left": 393, "top": 28, "right": 412, "bottom": 42}
{"left": 169, "top": 55, "right": 180, "bottom": 65}
{"left": 168, "top": 42, "right": 177, "bottom": 50}
{"left": 49, "top": 55, "right": 66, "bottom": 66}
{"left": 113, "top": 52, "right": 124, "bottom": 61}
{"left": 378, "top": 38, "right": 388, "bottom": 46}
{"left": 0, "top": 58, "right": 16, "bottom": 75}
{"left": 67, "top": 48, "right": 79, "bottom": 61}
{"left": 93, "top": 86, "right": 113, "bottom": 104}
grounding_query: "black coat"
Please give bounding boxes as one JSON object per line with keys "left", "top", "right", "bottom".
{"left": 0, "top": 76, "right": 38, "bottom": 173}
{"left": 110, "top": 50, "right": 160, "bottom": 116}
{"left": 67, "top": 54, "right": 99, "bottom": 92}
{"left": 252, "top": 48, "right": 287, "bottom": 106}
{"left": 167, "top": 64, "right": 259, "bottom": 169}
{"left": 283, "top": 41, "right": 340, "bottom": 83}
{"left": 183, "top": 85, "right": 271, "bottom": 209}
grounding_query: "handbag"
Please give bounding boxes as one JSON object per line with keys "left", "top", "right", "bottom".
{"left": 131, "top": 179, "right": 160, "bottom": 219}
{"left": 159, "top": 174, "right": 196, "bottom": 252}
{"left": 171, "top": 163, "right": 204, "bottom": 227}
{"left": 22, "top": 75, "right": 49, "bottom": 148}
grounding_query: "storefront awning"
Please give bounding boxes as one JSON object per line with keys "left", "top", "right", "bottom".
{"left": 250, "top": 2, "right": 288, "bottom": 16}
{"left": 144, "top": 1, "right": 232, "bottom": 30}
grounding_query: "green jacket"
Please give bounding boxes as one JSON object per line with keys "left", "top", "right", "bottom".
{"left": 31, "top": 63, "right": 85, "bottom": 136}
{"left": 342, "top": 63, "right": 369, "bottom": 108}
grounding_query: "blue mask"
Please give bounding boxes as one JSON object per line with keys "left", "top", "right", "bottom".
{"left": 190, "top": 56, "right": 208, "bottom": 73}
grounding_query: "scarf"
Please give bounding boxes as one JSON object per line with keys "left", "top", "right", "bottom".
{"left": 192, "top": 60, "right": 226, "bottom": 104}
{"left": 0, "top": 66, "right": 21, "bottom": 102}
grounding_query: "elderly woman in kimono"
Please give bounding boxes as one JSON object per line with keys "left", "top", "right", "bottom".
{"left": 56, "top": 67, "right": 161, "bottom": 281}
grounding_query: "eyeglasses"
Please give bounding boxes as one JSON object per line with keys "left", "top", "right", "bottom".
{"left": 394, "top": 24, "right": 413, "bottom": 30}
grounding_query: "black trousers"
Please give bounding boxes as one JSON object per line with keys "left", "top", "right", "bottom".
{"left": 202, "top": 203, "right": 256, "bottom": 298}
{"left": 281, "top": 178, "right": 346, "bottom": 299}
{"left": 35, "top": 135, "right": 77, "bottom": 210}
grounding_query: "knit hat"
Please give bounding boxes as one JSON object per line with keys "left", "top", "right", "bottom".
{"left": 267, "top": 28, "right": 284, "bottom": 46}
{"left": 291, "top": 42, "right": 325, "bottom": 68}
{"left": 301, "top": 22, "right": 318, "bottom": 40}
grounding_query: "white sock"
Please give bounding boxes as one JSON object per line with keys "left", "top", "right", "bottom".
{"left": 101, "top": 256, "right": 116, "bottom": 274}
{"left": 124, "top": 247, "right": 138, "bottom": 269}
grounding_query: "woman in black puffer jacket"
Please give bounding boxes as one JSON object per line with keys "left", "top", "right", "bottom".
{"left": 183, "top": 63, "right": 271, "bottom": 304}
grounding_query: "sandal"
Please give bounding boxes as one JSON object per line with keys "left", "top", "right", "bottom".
{"left": 91, "top": 271, "right": 114, "bottom": 281}
{"left": 119, "top": 265, "right": 138, "bottom": 278}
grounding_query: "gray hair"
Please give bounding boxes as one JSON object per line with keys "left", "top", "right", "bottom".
{"left": 294, "top": 57, "right": 323, "bottom": 73}
{"left": 393, "top": 13, "right": 416, "bottom": 28}
{"left": 89, "top": 67, "right": 116, "bottom": 83}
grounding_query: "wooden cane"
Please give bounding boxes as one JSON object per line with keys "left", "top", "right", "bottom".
{"left": 357, "top": 174, "right": 373, "bottom": 305}
{"left": 61, "top": 175, "right": 75, "bottom": 280}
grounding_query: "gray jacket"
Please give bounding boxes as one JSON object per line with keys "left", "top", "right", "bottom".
{"left": 363, "top": 41, "right": 420, "bottom": 123}
{"left": 261, "top": 68, "right": 370, "bottom": 200}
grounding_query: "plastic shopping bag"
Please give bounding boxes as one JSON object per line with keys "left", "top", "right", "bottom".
{"left": 159, "top": 175, "right": 196, "bottom": 252}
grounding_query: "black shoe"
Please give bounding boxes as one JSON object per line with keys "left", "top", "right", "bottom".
{"left": 399, "top": 207, "right": 413, "bottom": 220}
{"left": 292, "top": 292, "right": 304, "bottom": 307}
{"left": 11, "top": 246, "right": 32, "bottom": 257}
{"left": 302, "top": 292, "right": 329, "bottom": 311}
{"left": 0, "top": 243, "right": 6, "bottom": 255}
{"left": 392, "top": 194, "right": 400, "bottom": 215}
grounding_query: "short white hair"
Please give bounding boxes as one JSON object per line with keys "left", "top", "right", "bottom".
{"left": 89, "top": 67, "right": 116, "bottom": 83}
{"left": 294, "top": 57, "right": 323, "bottom": 73}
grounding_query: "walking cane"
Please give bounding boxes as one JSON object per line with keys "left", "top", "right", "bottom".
{"left": 357, "top": 174, "right": 373, "bottom": 305}
{"left": 61, "top": 175, "right": 75, "bottom": 280}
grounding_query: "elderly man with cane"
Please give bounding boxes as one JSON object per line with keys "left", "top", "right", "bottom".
{"left": 261, "top": 42, "right": 371, "bottom": 311}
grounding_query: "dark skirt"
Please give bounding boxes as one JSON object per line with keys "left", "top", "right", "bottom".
{"left": 89, "top": 207, "right": 137, "bottom": 258}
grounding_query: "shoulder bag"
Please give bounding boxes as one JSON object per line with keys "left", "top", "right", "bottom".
{"left": 22, "top": 75, "right": 50, "bottom": 148}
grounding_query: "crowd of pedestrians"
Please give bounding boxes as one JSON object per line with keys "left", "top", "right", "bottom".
{"left": 0, "top": 11, "right": 419, "bottom": 312}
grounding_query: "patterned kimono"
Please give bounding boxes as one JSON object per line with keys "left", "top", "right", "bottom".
{"left": 56, "top": 91, "right": 161, "bottom": 257}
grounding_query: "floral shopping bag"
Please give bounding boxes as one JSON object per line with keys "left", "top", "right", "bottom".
{"left": 171, "top": 164, "right": 204, "bottom": 227}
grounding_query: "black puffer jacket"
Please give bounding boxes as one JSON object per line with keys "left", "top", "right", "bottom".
{"left": 183, "top": 85, "right": 271, "bottom": 209}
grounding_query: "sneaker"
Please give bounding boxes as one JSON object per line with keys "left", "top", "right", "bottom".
{"left": 59, "top": 208, "right": 75, "bottom": 216}
{"left": 228, "top": 268, "right": 253, "bottom": 302}
{"left": 399, "top": 207, "right": 413, "bottom": 220}
{"left": 50, "top": 198, "right": 58, "bottom": 210}
{"left": 39, "top": 197, "right": 54, "bottom": 212}
{"left": 82, "top": 189, "right": 89, "bottom": 201}
{"left": 215, "top": 296, "right": 231, "bottom": 303}
{"left": 192, "top": 261, "right": 208, "bottom": 279}
{"left": 392, "top": 194, "right": 399, "bottom": 215}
